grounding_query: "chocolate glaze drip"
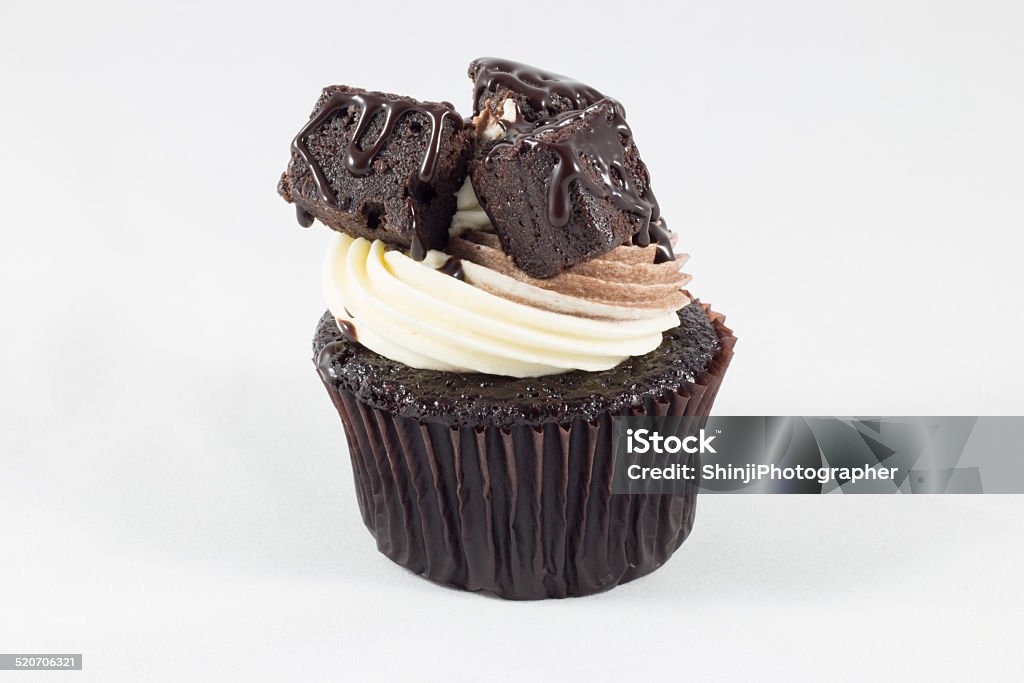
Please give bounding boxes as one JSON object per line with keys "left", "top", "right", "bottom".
{"left": 487, "top": 100, "right": 661, "bottom": 241}
{"left": 291, "top": 90, "right": 463, "bottom": 209}
{"left": 338, "top": 319, "right": 358, "bottom": 343}
{"left": 471, "top": 58, "right": 608, "bottom": 117}
{"left": 405, "top": 197, "right": 428, "bottom": 261}
{"left": 296, "top": 206, "right": 315, "bottom": 228}
{"left": 409, "top": 234, "right": 426, "bottom": 261}
{"left": 636, "top": 218, "right": 675, "bottom": 264}
{"left": 315, "top": 321, "right": 358, "bottom": 384}
{"left": 315, "top": 340, "right": 346, "bottom": 381}
{"left": 652, "top": 223, "right": 675, "bottom": 264}
{"left": 437, "top": 257, "right": 466, "bottom": 281}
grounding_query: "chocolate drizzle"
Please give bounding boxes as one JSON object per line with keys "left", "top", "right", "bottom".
{"left": 486, "top": 100, "right": 660, "bottom": 240}
{"left": 405, "top": 197, "right": 427, "bottom": 261}
{"left": 652, "top": 223, "right": 675, "bottom": 264}
{"left": 296, "top": 206, "right": 315, "bottom": 228}
{"left": 315, "top": 340, "right": 346, "bottom": 382}
{"left": 470, "top": 58, "right": 608, "bottom": 118}
{"left": 338, "top": 319, "right": 358, "bottom": 343}
{"left": 636, "top": 218, "right": 675, "bottom": 264}
{"left": 291, "top": 89, "right": 463, "bottom": 209}
{"left": 409, "top": 234, "right": 426, "bottom": 261}
{"left": 437, "top": 257, "right": 466, "bottom": 281}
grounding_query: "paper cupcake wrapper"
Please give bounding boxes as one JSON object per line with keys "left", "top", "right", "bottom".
{"left": 320, "top": 302, "right": 735, "bottom": 599}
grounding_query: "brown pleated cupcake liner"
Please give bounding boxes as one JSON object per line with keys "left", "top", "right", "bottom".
{"left": 319, "top": 302, "right": 736, "bottom": 599}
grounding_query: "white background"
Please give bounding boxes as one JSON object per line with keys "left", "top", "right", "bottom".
{"left": 2, "top": 0, "right": 1023, "bottom": 680}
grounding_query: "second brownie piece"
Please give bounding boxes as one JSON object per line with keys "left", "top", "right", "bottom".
{"left": 471, "top": 99, "right": 660, "bottom": 278}
{"left": 278, "top": 86, "right": 472, "bottom": 254}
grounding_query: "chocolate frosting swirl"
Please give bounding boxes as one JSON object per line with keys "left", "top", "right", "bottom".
{"left": 447, "top": 231, "right": 690, "bottom": 318}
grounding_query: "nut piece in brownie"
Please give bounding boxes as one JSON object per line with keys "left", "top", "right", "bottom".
{"left": 278, "top": 85, "right": 472, "bottom": 255}
{"left": 469, "top": 57, "right": 609, "bottom": 126}
{"left": 470, "top": 99, "right": 661, "bottom": 279}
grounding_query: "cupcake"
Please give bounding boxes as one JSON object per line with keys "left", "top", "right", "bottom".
{"left": 278, "top": 58, "right": 736, "bottom": 599}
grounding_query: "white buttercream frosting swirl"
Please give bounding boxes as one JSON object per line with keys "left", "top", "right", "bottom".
{"left": 448, "top": 177, "right": 491, "bottom": 236}
{"left": 322, "top": 233, "right": 683, "bottom": 377}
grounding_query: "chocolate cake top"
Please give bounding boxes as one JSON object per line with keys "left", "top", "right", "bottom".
{"left": 313, "top": 302, "right": 724, "bottom": 427}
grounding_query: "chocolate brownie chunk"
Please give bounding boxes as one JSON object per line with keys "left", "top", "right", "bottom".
{"left": 470, "top": 100, "right": 661, "bottom": 278}
{"left": 278, "top": 86, "right": 472, "bottom": 254}
{"left": 469, "top": 57, "right": 609, "bottom": 124}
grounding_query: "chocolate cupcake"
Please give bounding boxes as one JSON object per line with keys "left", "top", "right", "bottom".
{"left": 280, "top": 59, "right": 736, "bottom": 599}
